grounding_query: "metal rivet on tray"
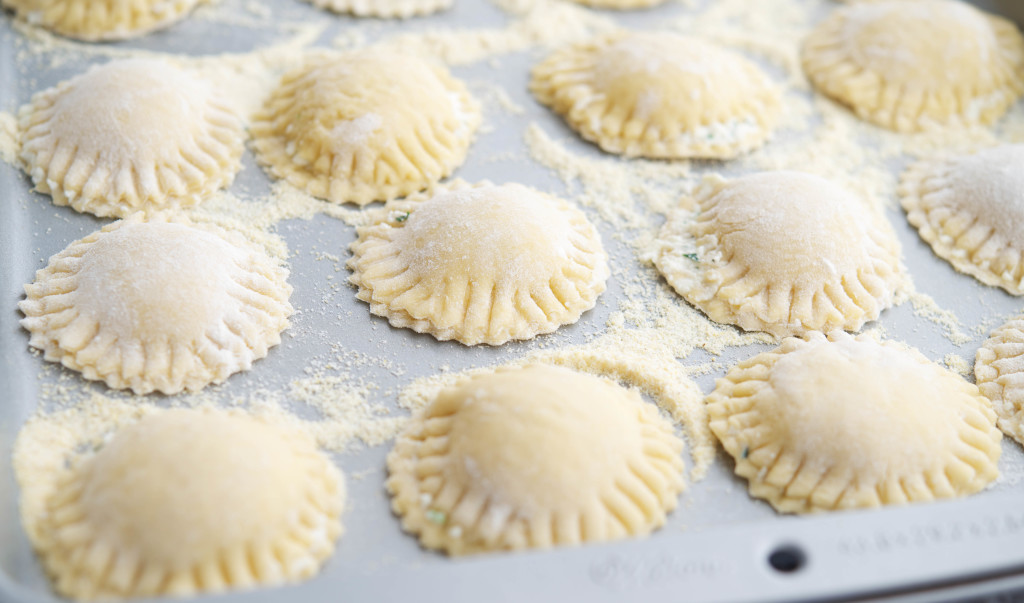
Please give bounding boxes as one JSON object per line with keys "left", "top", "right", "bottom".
{"left": 767, "top": 545, "right": 806, "bottom": 574}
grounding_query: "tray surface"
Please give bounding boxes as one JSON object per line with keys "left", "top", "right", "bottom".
{"left": 3, "top": 0, "right": 1024, "bottom": 601}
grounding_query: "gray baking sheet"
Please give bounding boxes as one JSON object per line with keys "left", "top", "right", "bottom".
{"left": 4, "top": 0, "right": 1024, "bottom": 601}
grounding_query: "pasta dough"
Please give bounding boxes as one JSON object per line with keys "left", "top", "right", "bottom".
{"left": 651, "top": 171, "right": 904, "bottom": 338}
{"left": 900, "top": 144, "right": 1024, "bottom": 295}
{"left": 707, "top": 332, "right": 1002, "bottom": 514}
{"left": 387, "top": 364, "right": 685, "bottom": 554}
{"left": 251, "top": 50, "right": 480, "bottom": 206}
{"left": 1, "top": 0, "right": 202, "bottom": 40}
{"left": 19, "top": 59, "right": 244, "bottom": 218}
{"left": 348, "top": 181, "right": 609, "bottom": 345}
{"left": 976, "top": 314, "right": 1024, "bottom": 445}
{"left": 299, "top": 0, "right": 451, "bottom": 18}
{"left": 35, "top": 409, "right": 345, "bottom": 600}
{"left": 802, "top": 0, "right": 1024, "bottom": 131}
{"left": 530, "top": 31, "right": 781, "bottom": 159}
{"left": 19, "top": 214, "right": 293, "bottom": 395}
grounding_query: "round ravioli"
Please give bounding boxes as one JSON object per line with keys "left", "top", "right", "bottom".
{"left": 250, "top": 50, "right": 480, "bottom": 206}
{"left": 900, "top": 144, "right": 1024, "bottom": 295}
{"left": 802, "top": 0, "right": 1024, "bottom": 132}
{"left": 530, "top": 31, "right": 781, "bottom": 159}
{"left": 348, "top": 181, "right": 609, "bottom": 346}
{"left": 976, "top": 314, "right": 1024, "bottom": 445}
{"left": 19, "top": 59, "right": 244, "bottom": 218}
{"left": 299, "top": 0, "right": 450, "bottom": 17}
{"left": 707, "top": 332, "right": 1002, "bottom": 514}
{"left": 387, "top": 364, "right": 685, "bottom": 555}
{"left": 35, "top": 409, "right": 345, "bottom": 601}
{"left": 1, "top": 0, "right": 202, "bottom": 40}
{"left": 18, "top": 214, "right": 293, "bottom": 395}
{"left": 652, "top": 171, "right": 904, "bottom": 338}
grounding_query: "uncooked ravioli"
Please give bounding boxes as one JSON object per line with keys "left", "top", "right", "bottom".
{"left": 1, "top": 0, "right": 202, "bottom": 40}
{"left": 250, "top": 50, "right": 480, "bottom": 206}
{"left": 900, "top": 144, "right": 1024, "bottom": 295}
{"left": 387, "top": 364, "right": 685, "bottom": 555}
{"left": 34, "top": 409, "right": 345, "bottom": 601}
{"left": 976, "top": 315, "right": 1024, "bottom": 445}
{"left": 18, "top": 214, "right": 293, "bottom": 395}
{"left": 707, "top": 332, "right": 1002, "bottom": 514}
{"left": 18, "top": 59, "right": 244, "bottom": 218}
{"left": 347, "top": 180, "right": 609, "bottom": 346}
{"left": 530, "top": 31, "right": 780, "bottom": 159}
{"left": 651, "top": 171, "right": 905, "bottom": 338}
{"left": 299, "top": 0, "right": 451, "bottom": 18}
{"left": 801, "top": 0, "right": 1024, "bottom": 131}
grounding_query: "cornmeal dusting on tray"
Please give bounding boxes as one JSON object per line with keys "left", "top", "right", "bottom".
{"left": 944, "top": 353, "right": 972, "bottom": 377}
{"left": 186, "top": 185, "right": 377, "bottom": 232}
{"left": 905, "top": 289, "right": 973, "bottom": 345}
{"left": 285, "top": 374, "right": 406, "bottom": 449}
{"left": 187, "top": 40, "right": 330, "bottom": 120}
{"left": 672, "top": 4, "right": 806, "bottom": 86}
{"left": 525, "top": 123, "right": 693, "bottom": 230}
{"left": 471, "top": 81, "right": 526, "bottom": 116}
{"left": 370, "top": 1, "right": 617, "bottom": 65}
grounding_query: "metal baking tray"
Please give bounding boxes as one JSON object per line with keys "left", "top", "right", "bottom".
{"left": 4, "top": 0, "right": 1024, "bottom": 601}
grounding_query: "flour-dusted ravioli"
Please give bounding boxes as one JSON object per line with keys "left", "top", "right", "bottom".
{"left": 530, "top": 31, "right": 781, "bottom": 159}
{"left": 802, "top": 0, "right": 1024, "bottom": 132}
{"left": 900, "top": 144, "right": 1024, "bottom": 295}
{"left": 652, "top": 171, "right": 904, "bottom": 338}
{"left": 19, "top": 59, "right": 244, "bottom": 218}
{"left": 976, "top": 314, "right": 1024, "bottom": 445}
{"left": 251, "top": 50, "right": 480, "bottom": 206}
{"left": 387, "top": 364, "right": 684, "bottom": 555}
{"left": 300, "top": 0, "right": 450, "bottom": 18}
{"left": 348, "top": 181, "right": 609, "bottom": 345}
{"left": 19, "top": 214, "right": 293, "bottom": 395}
{"left": 708, "top": 332, "right": 1001, "bottom": 514}
{"left": 1, "top": 0, "right": 202, "bottom": 40}
{"left": 35, "top": 409, "right": 344, "bottom": 601}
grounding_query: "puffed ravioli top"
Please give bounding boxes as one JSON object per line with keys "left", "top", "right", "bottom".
{"left": 1, "top": 0, "right": 203, "bottom": 40}
{"left": 18, "top": 214, "right": 293, "bottom": 395}
{"left": 34, "top": 409, "right": 345, "bottom": 601}
{"left": 707, "top": 332, "right": 1002, "bottom": 514}
{"left": 531, "top": 31, "right": 780, "bottom": 159}
{"left": 18, "top": 59, "right": 244, "bottom": 219}
{"left": 652, "top": 171, "right": 905, "bottom": 338}
{"left": 348, "top": 181, "right": 609, "bottom": 346}
{"left": 900, "top": 144, "right": 1024, "bottom": 296}
{"left": 801, "top": 0, "right": 1024, "bottom": 131}
{"left": 251, "top": 50, "right": 480, "bottom": 206}
{"left": 386, "top": 364, "right": 686, "bottom": 555}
